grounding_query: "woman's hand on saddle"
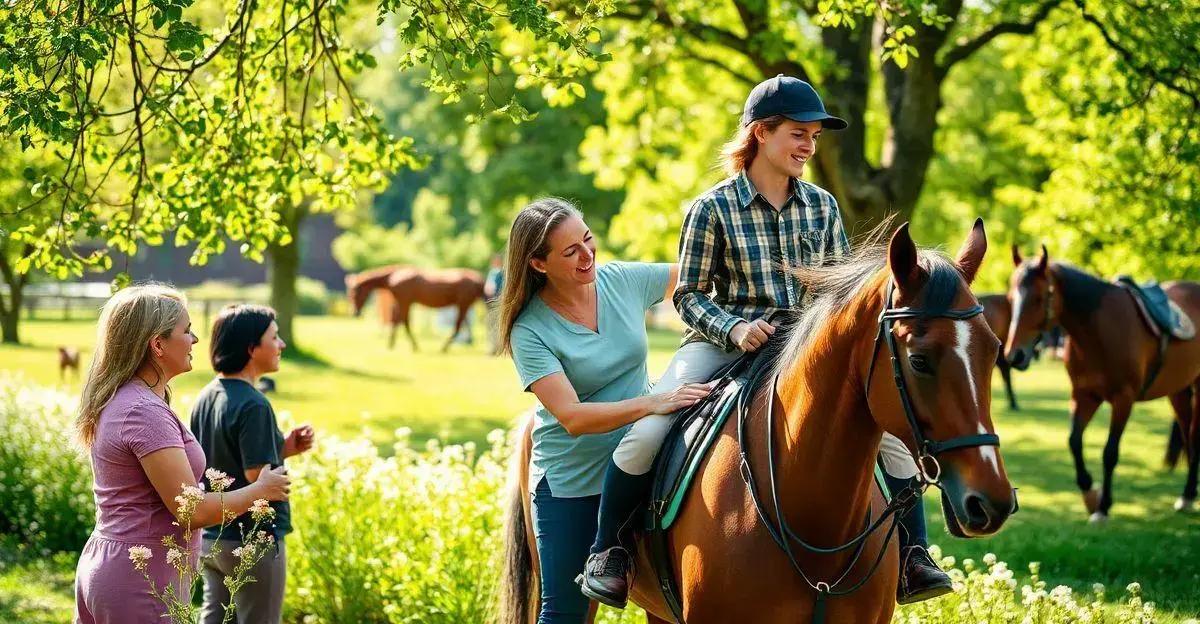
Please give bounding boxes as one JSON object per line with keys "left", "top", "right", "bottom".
{"left": 730, "top": 318, "right": 776, "bottom": 352}
{"left": 650, "top": 382, "right": 716, "bottom": 415}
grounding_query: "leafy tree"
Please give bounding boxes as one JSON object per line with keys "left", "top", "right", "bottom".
{"left": 0, "top": 0, "right": 604, "bottom": 345}
{"left": 581, "top": 0, "right": 1199, "bottom": 256}
{"left": 356, "top": 51, "right": 623, "bottom": 255}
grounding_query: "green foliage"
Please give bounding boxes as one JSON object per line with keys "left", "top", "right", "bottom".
{"left": 286, "top": 431, "right": 508, "bottom": 623}
{"left": 916, "top": 5, "right": 1200, "bottom": 289}
{"left": 0, "top": 0, "right": 608, "bottom": 279}
{"left": 1001, "top": 6, "right": 1200, "bottom": 281}
{"left": 0, "top": 375, "right": 94, "bottom": 555}
{"left": 357, "top": 51, "right": 623, "bottom": 253}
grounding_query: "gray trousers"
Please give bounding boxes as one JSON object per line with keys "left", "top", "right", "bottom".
{"left": 613, "top": 341, "right": 919, "bottom": 479}
{"left": 200, "top": 537, "right": 287, "bottom": 624}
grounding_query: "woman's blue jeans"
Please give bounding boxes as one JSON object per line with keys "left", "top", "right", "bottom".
{"left": 531, "top": 477, "right": 598, "bottom": 624}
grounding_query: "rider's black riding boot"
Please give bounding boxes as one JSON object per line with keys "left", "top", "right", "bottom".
{"left": 885, "top": 473, "right": 954, "bottom": 605}
{"left": 578, "top": 459, "right": 652, "bottom": 609}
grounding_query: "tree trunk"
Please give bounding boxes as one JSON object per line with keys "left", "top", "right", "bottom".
{"left": 268, "top": 200, "right": 309, "bottom": 351}
{"left": 0, "top": 245, "right": 31, "bottom": 345}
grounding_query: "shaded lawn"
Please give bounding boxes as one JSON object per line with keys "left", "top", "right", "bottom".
{"left": 2, "top": 315, "right": 1197, "bottom": 620}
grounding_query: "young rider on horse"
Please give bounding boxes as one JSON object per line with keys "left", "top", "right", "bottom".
{"left": 580, "top": 75, "right": 953, "bottom": 608}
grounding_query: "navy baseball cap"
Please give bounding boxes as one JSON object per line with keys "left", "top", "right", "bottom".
{"left": 741, "top": 75, "right": 848, "bottom": 130}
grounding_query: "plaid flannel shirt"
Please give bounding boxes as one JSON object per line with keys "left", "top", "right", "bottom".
{"left": 673, "top": 171, "right": 851, "bottom": 349}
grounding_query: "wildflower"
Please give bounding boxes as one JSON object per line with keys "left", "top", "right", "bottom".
{"left": 166, "top": 548, "right": 184, "bottom": 568}
{"left": 250, "top": 498, "right": 275, "bottom": 522}
{"left": 983, "top": 552, "right": 997, "bottom": 566}
{"left": 127, "top": 545, "right": 152, "bottom": 571}
{"left": 1126, "top": 581, "right": 1141, "bottom": 595}
{"left": 205, "top": 468, "right": 234, "bottom": 492}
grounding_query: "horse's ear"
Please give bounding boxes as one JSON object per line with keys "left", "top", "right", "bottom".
{"left": 888, "top": 222, "right": 922, "bottom": 296}
{"left": 1036, "top": 244, "right": 1049, "bottom": 272}
{"left": 1011, "top": 244, "right": 1022, "bottom": 268}
{"left": 955, "top": 217, "right": 987, "bottom": 285}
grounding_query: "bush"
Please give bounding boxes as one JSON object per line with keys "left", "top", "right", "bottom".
{"left": 0, "top": 375, "right": 94, "bottom": 554}
{"left": 285, "top": 428, "right": 510, "bottom": 624}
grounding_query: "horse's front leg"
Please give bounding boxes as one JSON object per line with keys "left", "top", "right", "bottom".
{"left": 1068, "top": 393, "right": 1102, "bottom": 516}
{"left": 1174, "top": 383, "right": 1200, "bottom": 511}
{"left": 1094, "top": 399, "right": 1133, "bottom": 522}
{"left": 997, "top": 354, "right": 1019, "bottom": 410}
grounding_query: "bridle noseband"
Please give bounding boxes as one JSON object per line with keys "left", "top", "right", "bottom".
{"left": 735, "top": 279, "right": 1002, "bottom": 623}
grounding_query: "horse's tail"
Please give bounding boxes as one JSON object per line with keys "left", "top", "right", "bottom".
{"left": 1165, "top": 419, "right": 1185, "bottom": 472}
{"left": 497, "top": 411, "right": 538, "bottom": 624}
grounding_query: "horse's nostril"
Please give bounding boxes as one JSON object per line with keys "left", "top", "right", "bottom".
{"left": 963, "top": 492, "right": 991, "bottom": 528}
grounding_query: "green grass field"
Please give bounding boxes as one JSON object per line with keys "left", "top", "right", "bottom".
{"left": 1, "top": 313, "right": 1198, "bottom": 621}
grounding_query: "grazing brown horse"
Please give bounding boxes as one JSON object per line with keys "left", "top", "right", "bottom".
{"left": 979, "top": 294, "right": 1021, "bottom": 411}
{"left": 500, "top": 220, "right": 1015, "bottom": 624}
{"left": 345, "top": 266, "right": 485, "bottom": 352}
{"left": 1005, "top": 246, "right": 1200, "bottom": 521}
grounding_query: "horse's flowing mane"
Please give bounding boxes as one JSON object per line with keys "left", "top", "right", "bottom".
{"left": 772, "top": 226, "right": 965, "bottom": 381}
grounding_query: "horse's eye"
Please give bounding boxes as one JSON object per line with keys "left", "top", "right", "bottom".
{"left": 909, "top": 354, "right": 934, "bottom": 375}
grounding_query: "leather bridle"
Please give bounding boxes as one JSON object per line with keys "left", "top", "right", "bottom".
{"left": 734, "top": 280, "right": 1002, "bottom": 623}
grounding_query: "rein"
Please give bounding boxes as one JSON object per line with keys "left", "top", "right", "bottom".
{"left": 735, "top": 280, "right": 998, "bottom": 623}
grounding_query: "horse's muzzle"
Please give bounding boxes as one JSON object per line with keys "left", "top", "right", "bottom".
{"left": 941, "top": 486, "right": 1016, "bottom": 538}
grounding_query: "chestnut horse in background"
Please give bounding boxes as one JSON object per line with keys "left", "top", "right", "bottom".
{"left": 345, "top": 266, "right": 485, "bottom": 352}
{"left": 1005, "top": 246, "right": 1200, "bottom": 521}
{"left": 500, "top": 220, "right": 1015, "bottom": 624}
{"left": 979, "top": 294, "right": 1021, "bottom": 410}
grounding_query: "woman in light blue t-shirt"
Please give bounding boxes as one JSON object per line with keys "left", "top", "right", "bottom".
{"left": 498, "top": 198, "right": 713, "bottom": 623}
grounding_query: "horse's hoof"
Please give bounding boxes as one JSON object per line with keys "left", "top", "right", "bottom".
{"left": 1174, "top": 497, "right": 1196, "bottom": 512}
{"left": 1088, "top": 511, "right": 1108, "bottom": 524}
{"left": 1082, "top": 488, "right": 1101, "bottom": 514}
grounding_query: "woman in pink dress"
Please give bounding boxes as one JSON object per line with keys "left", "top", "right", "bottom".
{"left": 73, "top": 284, "right": 291, "bottom": 624}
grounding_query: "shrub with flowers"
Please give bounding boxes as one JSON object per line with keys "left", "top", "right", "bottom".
{"left": 896, "top": 546, "right": 1195, "bottom": 623}
{"left": 0, "top": 374, "right": 95, "bottom": 553}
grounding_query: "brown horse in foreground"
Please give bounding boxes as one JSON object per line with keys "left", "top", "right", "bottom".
{"left": 500, "top": 220, "right": 1015, "bottom": 624}
{"left": 1005, "top": 246, "right": 1200, "bottom": 521}
{"left": 345, "top": 266, "right": 485, "bottom": 352}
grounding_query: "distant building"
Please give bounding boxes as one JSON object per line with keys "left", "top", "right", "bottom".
{"left": 89, "top": 214, "right": 346, "bottom": 289}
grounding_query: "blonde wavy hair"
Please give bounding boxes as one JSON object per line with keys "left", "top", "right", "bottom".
{"left": 719, "top": 115, "right": 788, "bottom": 175}
{"left": 76, "top": 284, "right": 188, "bottom": 448}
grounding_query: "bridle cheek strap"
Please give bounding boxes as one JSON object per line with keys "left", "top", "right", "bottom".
{"left": 863, "top": 281, "right": 998, "bottom": 485}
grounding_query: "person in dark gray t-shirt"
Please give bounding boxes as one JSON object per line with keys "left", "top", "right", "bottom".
{"left": 189, "top": 304, "right": 314, "bottom": 624}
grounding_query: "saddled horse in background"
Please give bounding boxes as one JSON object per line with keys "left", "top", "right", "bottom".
{"left": 1006, "top": 246, "right": 1200, "bottom": 521}
{"left": 500, "top": 220, "right": 1015, "bottom": 624}
{"left": 345, "top": 265, "right": 485, "bottom": 352}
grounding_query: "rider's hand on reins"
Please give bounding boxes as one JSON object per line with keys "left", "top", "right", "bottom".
{"left": 731, "top": 318, "right": 776, "bottom": 352}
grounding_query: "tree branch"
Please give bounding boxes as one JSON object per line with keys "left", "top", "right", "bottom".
{"left": 937, "top": 0, "right": 1062, "bottom": 77}
{"left": 609, "top": 3, "right": 749, "bottom": 59}
{"left": 1072, "top": 0, "right": 1200, "bottom": 109}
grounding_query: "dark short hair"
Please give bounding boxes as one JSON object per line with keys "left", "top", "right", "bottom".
{"left": 209, "top": 304, "right": 276, "bottom": 374}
